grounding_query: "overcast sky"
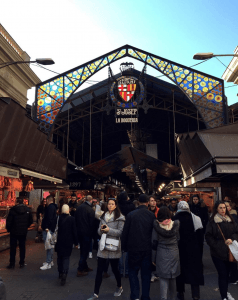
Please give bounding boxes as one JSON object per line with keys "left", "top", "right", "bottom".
{"left": 1, "top": 0, "right": 238, "bottom": 105}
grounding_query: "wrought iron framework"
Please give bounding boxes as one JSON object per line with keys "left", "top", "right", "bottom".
{"left": 34, "top": 45, "right": 228, "bottom": 131}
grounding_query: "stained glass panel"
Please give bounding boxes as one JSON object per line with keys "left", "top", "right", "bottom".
{"left": 35, "top": 45, "right": 226, "bottom": 131}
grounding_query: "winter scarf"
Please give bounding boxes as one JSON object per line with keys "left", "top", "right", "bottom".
{"left": 158, "top": 219, "right": 174, "bottom": 231}
{"left": 176, "top": 201, "right": 203, "bottom": 232}
{"left": 104, "top": 211, "right": 115, "bottom": 223}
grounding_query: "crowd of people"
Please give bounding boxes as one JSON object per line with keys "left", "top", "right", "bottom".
{"left": 5, "top": 192, "right": 238, "bottom": 300}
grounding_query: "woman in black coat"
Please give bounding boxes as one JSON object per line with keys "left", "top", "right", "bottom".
{"left": 205, "top": 201, "right": 238, "bottom": 300}
{"left": 173, "top": 201, "right": 204, "bottom": 300}
{"left": 55, "top": 204, "right": 78, "bottom": 286}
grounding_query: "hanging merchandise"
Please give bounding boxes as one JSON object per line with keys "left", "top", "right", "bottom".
{"left": 25, "top": 180, "right": 34, "bottom": 192}
{"left": 0, "top": 176, "right": 4, "bottom": 189}
{"left": 6, "top": 191, "right": 16, "bottom": 206}
{"left": 4, "top": 178, "right": 11, "bottom": 188}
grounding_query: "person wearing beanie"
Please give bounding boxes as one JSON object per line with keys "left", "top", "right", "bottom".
{"left": 121, "top": 194, "right": 155, "bottom": 300}
{"left": 55, "top": 204, "right": 78, "bottom": 286}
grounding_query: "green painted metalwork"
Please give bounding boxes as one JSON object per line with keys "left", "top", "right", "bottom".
{"left": 35, "top": 45, "right": 227, "bottom": 131}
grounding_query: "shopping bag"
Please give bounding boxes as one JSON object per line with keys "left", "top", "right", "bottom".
{"left": 50, "top": 216, "right": 59, "bottom": 245}
{"left": 45, "top": 231, "right": 52, "bottom": 250}
{"left": 99, "top": 233, "right": 106, "bottom": 251}
{"left": 229, "top": 240, "right": 238, "bottom": 261}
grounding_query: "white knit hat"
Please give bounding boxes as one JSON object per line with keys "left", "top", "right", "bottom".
{"left": 62, "top": 204, "right": 70, "bottom": 214}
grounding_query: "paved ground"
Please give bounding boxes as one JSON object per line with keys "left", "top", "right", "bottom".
{"left": 0, "top": 231, "right": 237, "bottom": 300}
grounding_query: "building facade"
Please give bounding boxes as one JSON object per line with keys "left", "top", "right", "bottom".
{"left": 0, "top": 24, "right": 40, "bottom": 107}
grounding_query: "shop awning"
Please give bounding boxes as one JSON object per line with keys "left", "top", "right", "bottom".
{"left": 20, "top": 168, "right": 62, "bottom": 183}
{"left": 0, "top": 97, "right": 67, "bottom": 179}
{"left": 177, "top": 122, "right": 238, "bottom": 186}
{"left": 82, "top": 146, "right": 180, "bottom": 178}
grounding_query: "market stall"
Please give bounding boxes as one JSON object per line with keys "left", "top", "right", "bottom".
{"left": 0, "top": 166, "right": 35, "bottom": 251}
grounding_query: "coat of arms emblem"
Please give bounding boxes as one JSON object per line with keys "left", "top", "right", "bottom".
{"left": 117, "top": 77, "right": 136, "bottom": 102}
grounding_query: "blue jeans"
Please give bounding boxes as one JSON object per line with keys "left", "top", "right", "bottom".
{"left": 78, "top": 235, "right": 92, "bottom": 271}
{"left": 119, "top": 252, "right": 129, "bottom": 275}
{"left": 128, "top": 251, "right": 152, "bottom": 300}
{"left": 43, "top": 231, "right": 54, "bottom": 264}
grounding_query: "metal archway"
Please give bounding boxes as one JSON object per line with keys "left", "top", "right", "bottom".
{"left": 34, "top": 45, "right": 228, "bottom": 131}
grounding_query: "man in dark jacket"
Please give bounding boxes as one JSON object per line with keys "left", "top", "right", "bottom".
{"left": 68, "top": 193, "right": 78, "bottom": 217}
{"left": 168, "top": 198, "right": 178, "bottom": 216}
{"left": 118, "top": 191, "right": 135, "bottom": 218}
{"left": 40, "top": 195, "right": 57, "bottom": 270}
{"left": 118, "top": 191, "right": 136, "bottom": 277}
{"left": 75, "top": 195, "right": 95, "bottom": 277}
{"left": 189, "top": 195, "right": 208, "bottom": 233}
{"left": 121, "top": 194, "right": 155, "bottom": 300}
{"left": 6, "top": 197, "right": 33, "bottom": 269}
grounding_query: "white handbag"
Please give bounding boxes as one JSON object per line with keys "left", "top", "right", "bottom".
{"left": 229, "top": 240, "right": 238, "bottom": 261}
{"left": 105, "top": 237, "right": 119, "bottom": 251}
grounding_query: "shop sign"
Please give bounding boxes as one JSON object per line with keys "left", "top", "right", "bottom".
{"left": 0, "top": 166, "right": 19, "bottom": 178}
{"left": 68, "top": 180, "right": 95, "bottom": 190}
{"left": 116, "top": 108, "right": 138, "bottom": 123}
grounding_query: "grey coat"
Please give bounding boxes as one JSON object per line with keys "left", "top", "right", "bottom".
{"left": 152, "top": 220, "right": 180, "bottom": 278}
{"left": 97, "top": 213, "right": 125, "bottom": 259}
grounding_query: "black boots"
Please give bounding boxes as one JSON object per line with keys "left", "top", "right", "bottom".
{"left": 6, "top": 263, "right": 15, "bottom": 269}
{"left": 60, "top": 273, "right": 67, "bottom": 286}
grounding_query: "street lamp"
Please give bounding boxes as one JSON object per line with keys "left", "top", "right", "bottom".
{"left": 0, "top": 58, "right": 54, "bottom": 69}
{"left": 193, "top": 53, "right": 238, "bottom": 60}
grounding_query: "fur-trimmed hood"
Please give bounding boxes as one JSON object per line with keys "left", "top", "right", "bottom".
{"left": 214, "top": 214, "right": 232, "bottom": 223}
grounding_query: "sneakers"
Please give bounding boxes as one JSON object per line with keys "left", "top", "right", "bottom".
{"left": 43, "top": 261, "right": 54, "bottom": 267}
{"left": 230, "top": 280, "right": 238, "bottom": 285}
{"left": 87, "top": 294, "right": 98, "bottom": 300}
{"left": 40, "top": 263, "right": 51, "bottom": 270}
{"left": 89, "top": 252, "right": 93, "bottom": 258}
{"left": 114, "top": 287, "right": 123, "bottom": 297}
{"left": 227, "top": 293, "right": 235, "bottom": 300}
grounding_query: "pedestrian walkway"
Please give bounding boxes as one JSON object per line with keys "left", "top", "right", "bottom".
{"left": 0, "top": 231, "right": 237, "bottom": 300}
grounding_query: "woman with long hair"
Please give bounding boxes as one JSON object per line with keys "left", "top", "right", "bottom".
{"left": 87, "top": 198, "right": 125, "bottom": 300}
{"left": 205, "top": 201, "right": 238, "bottom": 300}
{"left": 152, "top": 206, "right": 180, "bottom": 300}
